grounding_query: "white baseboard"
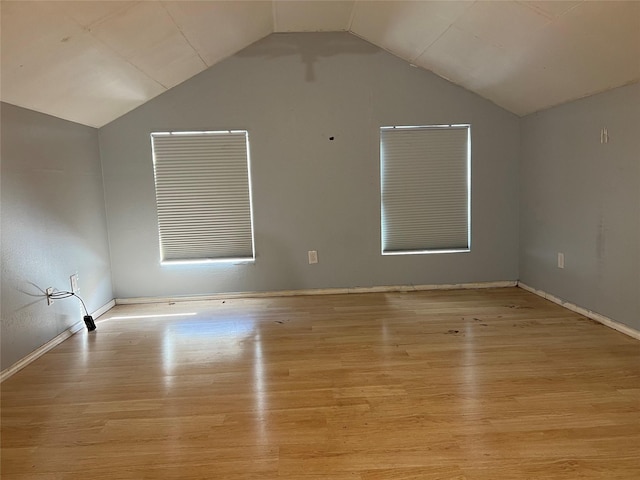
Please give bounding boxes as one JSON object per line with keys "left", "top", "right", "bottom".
{"left": 0, "top": 321, "right": 85, "bottom": 383}
{"left": 518, "top": 282, "right": 640, "bottom": 341}
{"left": 115, "top": 281, "right": 517, "bottom": 305}
{"left": 93, "top": 299, "right": 116, "bottom": 320}
{"left": 0, "top": 299, "right": 116, "bottom": 383}
{"left": 15, "top": 283, "right": 634, "bottom": 381}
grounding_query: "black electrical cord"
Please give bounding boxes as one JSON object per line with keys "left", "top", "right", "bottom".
{"left": 48, "top": 290, "right": 96, "bottom": 331}
{"left": 50, "top": 290, "right": 88, "bottom": 315}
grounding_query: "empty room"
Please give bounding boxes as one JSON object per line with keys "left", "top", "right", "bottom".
{"left": 1, "top": 1, "right": 639, "bottom": 478}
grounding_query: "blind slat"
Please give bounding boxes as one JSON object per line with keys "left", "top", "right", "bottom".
{"left": 151, "top": 131, "right": 254, "bottom": 262}
{"left": 381, "top": 126, "right": 470, "bottom": 253}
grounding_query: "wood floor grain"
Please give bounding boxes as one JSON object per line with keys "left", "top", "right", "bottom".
{"left": 1, "top": 287, "right": 639, "bottom": 479}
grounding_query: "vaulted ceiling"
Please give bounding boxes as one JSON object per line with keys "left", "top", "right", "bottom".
{"left": 2, "top": 1, "right": 639, "bottom": 128}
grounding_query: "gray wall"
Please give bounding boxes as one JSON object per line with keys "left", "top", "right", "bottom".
{"left": 1, "top": 103, "right": 113, "bottom": 371}
{"left": 1, "top": 33, "right": 636, "bottom": 372}
{"left": 520, "top": 83, "right": 640, "bottom": 331}
{"left": 99, "top": 33, "right": 520, "bottom": 299}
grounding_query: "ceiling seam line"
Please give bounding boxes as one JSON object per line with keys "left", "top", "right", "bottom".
{"left": 160, "top": 1, "right": 209, "bottom": 68}
{"left": 272, "top": 1, "right": 278, "bottom": 32}
{"left": 410, "top": 0, "right": 478, "bottom": 63}
{"left": 410, "top": 23, "right": 455, "bottom": 64}
{"left": 84, "top": 25, "right": 169, "bottom": 90}
{"left": 347, "top": 1, "right": 358, "bottom": 32}
{"left": 78, "top": 1, "right": 140, "bottom": 31}
{"left": 48, "top": 2, "right": 169, "bottom": 90}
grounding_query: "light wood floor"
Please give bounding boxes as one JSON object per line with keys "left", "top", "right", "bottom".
{"left": 1, "top": 287, "right": 639, "bottom": 479}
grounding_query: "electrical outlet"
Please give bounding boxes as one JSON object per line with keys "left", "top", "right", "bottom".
{"left": 308, "top": 250, "right": 318, "bottom": 264}
{"left": 70, "top": 274, "right": 79, "bottom": 293}
{"left": 557, "top": 252, "right": 565, "bottom": 269}
{"left": 46, "top": 287, "right": 54, "bottom": 305}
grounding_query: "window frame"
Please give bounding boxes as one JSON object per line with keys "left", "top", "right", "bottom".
{"left": 379, "top": 124, "right": 471, "bottom": 256}
{"left": 150, "top": 130, "right": 256, "bottom": 265}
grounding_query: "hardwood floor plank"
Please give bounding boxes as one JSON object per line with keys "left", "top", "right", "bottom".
{"left": 2, "top": 288, "right": 639, "bottom": 478}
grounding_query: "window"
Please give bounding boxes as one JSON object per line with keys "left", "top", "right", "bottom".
{"left": 380, "top": 124, "right": 470, "bottom": 255}
{"left": 151, "top": 130, "right": 255, "bottom": 264}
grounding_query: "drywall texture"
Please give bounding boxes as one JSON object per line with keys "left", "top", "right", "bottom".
{"left": 1, "top": 103, "right": 113, "bottom": 371}
{"left": 520, "top": 83, "right": 640, "bottom": 331}
{"left": 99, "top": 32, "right": 520, "bottom": 299}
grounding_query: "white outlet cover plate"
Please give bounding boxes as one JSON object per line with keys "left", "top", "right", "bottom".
{"left": 70, "top": 274, "right": 79, "bottom": 292}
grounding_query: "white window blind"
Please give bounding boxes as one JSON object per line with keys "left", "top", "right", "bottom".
{"left": 380, "top": 125, "right": 470, "bottom": 254}
{"left": 151, "top": 131, "right": 255, "bottom": 263}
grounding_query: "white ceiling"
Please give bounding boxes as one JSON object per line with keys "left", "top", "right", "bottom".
{"left": 2, "top": 1, "right": 639, "bottom": 128}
